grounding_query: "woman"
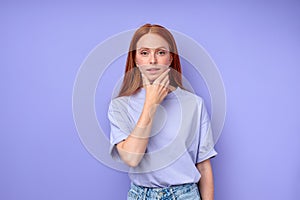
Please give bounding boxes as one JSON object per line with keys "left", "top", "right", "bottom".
{"left": 108, "top": 24, "right": 217, "bottom": 200}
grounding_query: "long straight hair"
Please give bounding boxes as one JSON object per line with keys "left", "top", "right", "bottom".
{"left": 118, "top": 24, "right": 184, "bottom": 97}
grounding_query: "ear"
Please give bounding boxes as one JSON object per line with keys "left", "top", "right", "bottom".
{"left": 134, "top": 59, "right": 139, "bottom": 67}
{"left": 169, "top": 54, "right": 173, "bottom": 63}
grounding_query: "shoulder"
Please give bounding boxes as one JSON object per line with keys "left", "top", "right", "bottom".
{"left": 177, "top": 88, "right": 205, "bottom": 106}
{"left": 108, "top": 96, "right": 130, "bottom": 111}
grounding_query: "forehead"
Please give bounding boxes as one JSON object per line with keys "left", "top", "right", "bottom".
{"left": 136, "top": 33, "right": 169, "bottom": 50}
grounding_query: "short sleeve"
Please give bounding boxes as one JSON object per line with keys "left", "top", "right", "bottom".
{"left": 107, "top": 99, "right": 132, "bottom": 162}
{"left": 196, "top": 101, "right": 218, "bottom": 163}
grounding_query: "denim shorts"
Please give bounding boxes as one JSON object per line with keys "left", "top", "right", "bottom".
{"left": 127, "top": 182, "right": 201, "bottom": 200}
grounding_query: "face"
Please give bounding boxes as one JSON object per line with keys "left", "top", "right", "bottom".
{"left": 135, "top": 33, "right": 173, "bottom": 82}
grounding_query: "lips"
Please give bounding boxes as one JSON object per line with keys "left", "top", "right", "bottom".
{"left": 145, "top": 68, "right": 161, "bottom": 75}
{"left": 146, "top": 68, "right": 160, "bottom": 72}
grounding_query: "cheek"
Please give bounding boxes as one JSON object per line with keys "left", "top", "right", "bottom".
{"left": 135, "top": 55, "right": 146, "bottom": 65}
{"left": 137, "top": 66, "right": 146, "bottom": 72}
{"left": 158, "top": 57, "right": 172, "bottom": 66}
{"left": 135, "top": 55, "right": 172, "bottom": 66}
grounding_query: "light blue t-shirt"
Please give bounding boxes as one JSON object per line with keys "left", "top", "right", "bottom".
{"left": 108, "top": 87, "right": 217, "bottom": 187}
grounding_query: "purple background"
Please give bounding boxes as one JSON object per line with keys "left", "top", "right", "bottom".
{"left": 1, "top": 0, "right": 300, "bottom": 199}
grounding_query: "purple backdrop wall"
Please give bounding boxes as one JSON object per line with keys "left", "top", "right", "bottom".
{"left": 1, "top": 0, "right": 299, "bottom": 199}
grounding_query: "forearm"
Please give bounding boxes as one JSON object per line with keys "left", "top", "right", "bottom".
{"left": 116, "top": 69, "right": 170, "bottom": 167}
{"left": 197, "top": 160, "right": 214, "bottom": 200}
{"left": 117, "top": 103, "right": 157, "bottom": 167}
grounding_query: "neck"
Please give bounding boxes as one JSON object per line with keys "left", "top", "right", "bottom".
{"left": 142, "top": 85, "right": 177, "bottom": 93}
{"left": 168, "top": 85, "right": 177, "bottom": 92}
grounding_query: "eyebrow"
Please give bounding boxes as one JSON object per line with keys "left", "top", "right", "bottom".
{"left": 137, "top": 46, "right": 168, "bottom": 50}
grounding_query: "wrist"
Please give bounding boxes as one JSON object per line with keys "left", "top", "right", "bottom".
{"left": 137, "top": 103, "right": 157, "bottom": 126}
{"left": 143, "top": 102, "right": 158, "bottom": 112}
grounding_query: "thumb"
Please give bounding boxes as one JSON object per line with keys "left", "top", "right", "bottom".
{"left": 141, "top": 73, "right": 151, "bottom": 87}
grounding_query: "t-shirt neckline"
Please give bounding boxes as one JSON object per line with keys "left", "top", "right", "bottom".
{"left": 133, "top": 86, "right": 181, "bottom": 99}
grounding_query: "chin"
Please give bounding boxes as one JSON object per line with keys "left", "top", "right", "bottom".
{"left": 147, "top": 74, "right": 160, "bottom": 82}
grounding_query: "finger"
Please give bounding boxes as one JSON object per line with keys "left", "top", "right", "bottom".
{"left": 158, "top": 68, "right": 170, "bottom": 82}
{"left": 153, "top": 68, "right": 170, "bottom": 84}
{"left": 158, "top": 79, "right": 170, "bottom": 95}
{"left": 161, "top": 82, "right": 170, "bottom": 97}
{"left": 164, "top": 80, "right": 170, "bottom": 91}
{"left": 159, "top": 73, "right": 169, "bottom": 88}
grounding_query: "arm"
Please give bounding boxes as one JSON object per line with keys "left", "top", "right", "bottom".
{"left": 116, "top": 102, "right": 157, "bottom": 167}
{"left": 116, "top": 69, "right": 170, "bottom": 167}
{"left": 196, "top": 159, "right": 214, "bottom": 200}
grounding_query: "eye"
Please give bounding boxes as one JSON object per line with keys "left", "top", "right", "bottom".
{"left": 157, "top": 50, "right": 167, "bottom": 56}
{"left": 139, "top": 50, "right": 149, "bottom": 56}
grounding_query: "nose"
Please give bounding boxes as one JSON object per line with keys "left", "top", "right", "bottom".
{"left": 149, "top": 52, "right": 157, "bottom": 65}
